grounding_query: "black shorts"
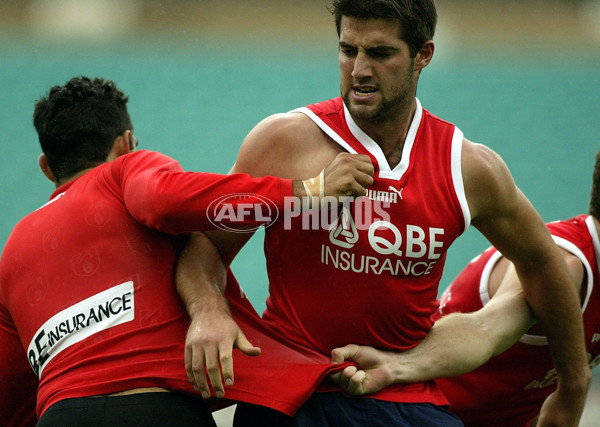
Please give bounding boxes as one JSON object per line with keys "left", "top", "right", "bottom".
{"left": 234, "top": 391, "right": 464, "bottom": 427}
{"left": 37, "top": 392, "right": 216, "bottom": 427}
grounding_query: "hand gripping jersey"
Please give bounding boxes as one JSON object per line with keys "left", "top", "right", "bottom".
{"left": 0, "top": 150, "right": 293, "bottom": 417}
{"left": 222, "top": 271, "right": 356, "bottom": 416}
{"left": 260, "top": 96, "right": 471, "bottom": 404}
{"left": 434, "top": 215, "right": 600, "bottom": 426}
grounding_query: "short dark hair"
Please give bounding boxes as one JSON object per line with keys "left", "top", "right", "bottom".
{"left": 33, "top": 76, "right": 133, "bottom": 182}
{"left": 329, "top": 0, "right": 437, "bottom": 57}
{"left": 590, "top": 150, "right": 600, "bottom": 219}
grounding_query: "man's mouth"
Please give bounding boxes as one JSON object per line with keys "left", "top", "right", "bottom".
{"left": 354, "top": 86, "right": 377, "bottom": 97}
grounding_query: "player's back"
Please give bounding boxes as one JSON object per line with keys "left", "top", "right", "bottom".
{"left": 0, "top": 150, "right": 193, "bottom": 417}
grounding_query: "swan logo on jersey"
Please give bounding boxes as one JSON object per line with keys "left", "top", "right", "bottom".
{"left": 207, "top": 193, "right": 279, "bottom": 233}
{"left": 329, "top": 206, "right": 359, "bottom": 248}
{"left": 71, "top": 248, "right": 100, "bottom": 277}
{"left": 27, "top": 281, "right": 135, "bottom": 378}
{"left": 592, "top": 333, "right": 600, "bottom": 344}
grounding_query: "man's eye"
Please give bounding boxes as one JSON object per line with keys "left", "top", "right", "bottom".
{"left": 370, "top": 51, "right": 391, "bottom": 59}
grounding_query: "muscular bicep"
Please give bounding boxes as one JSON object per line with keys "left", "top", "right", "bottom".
{"left": 233, "top": 113, "right": 335, "bottom": 179}
{"left": 464, "top": 141, "right": 555, "bottom": 269}
{"left": 200, "top": 115, "right": 305, "bottom": 264}
{"left": 232, "top": 114, "right": 298, "bottom": 178}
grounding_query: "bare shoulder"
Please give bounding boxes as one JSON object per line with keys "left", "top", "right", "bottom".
{"left": 233, "top": 112, "right": 340, "bottom": 179}
{"left": 461, "top": 138, "right": 518, "bottom": 220}
{"left": 461, "top": 138, "right": 554, "bottom": 265}
{"left": 461, "top": 138, "right": 513, "bottom": 187}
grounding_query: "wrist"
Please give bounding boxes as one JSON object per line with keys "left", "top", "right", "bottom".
{"left": 381, "top": 349, "right": 406, "bottom": 385}
{"left": 302, "top": 169, "right": 324, "bottom": 209}
{"left": 291, "top": 170, "right": 326, "bottom": 209}
{"left": 187, "top": 292, "right": 230, "bottom": 319}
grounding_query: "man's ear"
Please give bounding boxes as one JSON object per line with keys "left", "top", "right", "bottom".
{"left": 38, "top": 153, "right": 57, "bottom": 184}
{"left": 115, "top": 130, "right": 132, "bottom": 156}
{"left": 414, "top": 40, "right": 435, "bottom": 72}
{"left": 107, "top": 131, "right": 132, "bottom": 161}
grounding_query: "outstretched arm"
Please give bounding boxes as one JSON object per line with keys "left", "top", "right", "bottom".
{"left": 120, "top": 150, "right": 373, "bottom": 235}
{"left": 329, "top": 265, "right": 535, "bottom": 394}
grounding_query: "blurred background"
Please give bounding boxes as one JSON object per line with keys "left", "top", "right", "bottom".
{"left": 0, "top": 0, "right": 599, "bottom": 425}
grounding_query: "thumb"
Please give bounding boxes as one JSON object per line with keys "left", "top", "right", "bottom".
{"left": 331, "top": 344, "right": 360, "bottom": 364}
{"left": 235, "top": 330, "right": 261, "bottom": 357}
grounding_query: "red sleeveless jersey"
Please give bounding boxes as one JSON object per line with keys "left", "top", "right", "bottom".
{"left": 260, "top": 96, "right": 470, "bottom": 404}
{"left": 435, "top": 215, "right": 600, "bottom": 425}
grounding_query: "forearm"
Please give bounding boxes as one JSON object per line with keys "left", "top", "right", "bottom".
{"left": 392, "top": 285, "right": 534, "bottom": 383}
{"left": 176, "top": 232, "right": 261, "bottom": 397}
{"left": 176, "top": 232, "right": 229, "bottom": 318}
{"left": 124, "top": 152, "right": 373, "bottom": 235}
{"left": 391, "top": 312, "right": 493, "bottom": 382}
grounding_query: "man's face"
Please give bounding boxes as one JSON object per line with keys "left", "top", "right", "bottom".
{"left": 338, "top": 16, "right": 416, "bottom": 123}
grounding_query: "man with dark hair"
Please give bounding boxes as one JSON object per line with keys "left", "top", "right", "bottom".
{"left": 0, "top": 76, "right": 373, "bottom": 425}
{"left": 33, "top": 77, "right": 136, "bottom": 182}
{"left": 330, "top": 149, "right": 600, "bottom": 426}
{"left": 178, "top": 0, "right": 590, "bottom": 425}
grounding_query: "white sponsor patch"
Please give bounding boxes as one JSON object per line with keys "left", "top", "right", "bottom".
{"left": 27, "top": 281, "right": 135, "bottom": 378}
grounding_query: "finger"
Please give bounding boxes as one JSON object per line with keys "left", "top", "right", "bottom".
{"left": 331, "top": 348, "right": 345, "bottom": 364}
{"left": 185, "top": 345, "right": 196, "bottom": 387}
{"left": 353, "top": 155, "right": 375, "bottom": 175}
{"left": 331, "top": 344, "right": 359, "bottom": 363}
{"left": 235, "top": 330, "right": 262, "bottom": 357}
{"left": 190, "top": 349, "right": 211, "bottom": 399}
{"left": 336, "top": 173, "right": 373, "bottom": 198}
{"left": 337, "top": 152, "right": 370, "bottom": 165}
{"left": 347, "top": 369, "right": 367, "bottom": 396}
{"left": 218, "top": 331, "right": 260, "bottom": 389}
{"left": 353, "top": 170, "right": 374, "bottom": 190}
{"left": 204, "top": 347, "right": 225, "bottom": 398}
{"left": 328, "top": 371, "right": 342, "bottom": 385}
{"left": 218, "top": 345, "right": 234, "bottom": 389}
{"left": 339, "top": 365, "right": 358, "bottom": 391}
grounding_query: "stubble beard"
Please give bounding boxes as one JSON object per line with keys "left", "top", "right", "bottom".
{"left": 343, "top": 66, "right": 415, "bottom": 124}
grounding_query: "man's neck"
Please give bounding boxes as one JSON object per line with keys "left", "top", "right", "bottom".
{"left": 55, "top": 167, "right": 95, "bottom": 188}
{"left": 354, "top": 100, "right": 417, "bottom": 169}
